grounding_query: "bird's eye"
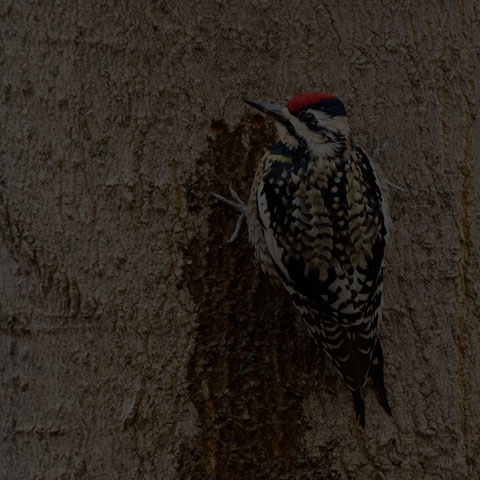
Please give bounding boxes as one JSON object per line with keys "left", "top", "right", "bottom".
{"left": 301, "top": 112, "right": 317, "bottom": 127}
{"left": 301, "top": 112, "right": 319, "bottom": 129}
{"left": 300, "top": 111, "right": 327, "bottom": 133}
{"left": 303, "top": 113, "right": 315, "bottom": 123}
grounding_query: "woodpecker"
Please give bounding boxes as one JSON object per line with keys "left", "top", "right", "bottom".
{"left": 213, "top": 92, "right": 391, "bottom": 427}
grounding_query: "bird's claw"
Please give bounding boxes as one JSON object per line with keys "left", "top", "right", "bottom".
{"left": 372, "top": 138, "right": 389, "bottom": 163}
{"left": 384, "top": 180, "right": 408, "bottom": 193}
{"left": 210, "top": 185, "right": 247, "bottom": 243}
{"left": 371, "top": 138, "right": 408, "bottom": 194}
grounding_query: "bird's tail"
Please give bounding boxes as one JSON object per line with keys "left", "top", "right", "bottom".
{"left": 369, "top": 339, "right": 392, "bottom": 416}
{"left": 352, "top": 390, "right": 365, "bottom": 427}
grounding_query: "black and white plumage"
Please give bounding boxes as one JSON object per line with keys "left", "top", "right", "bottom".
{"left": 245, "top": 93, "right": 391, "bottom": 427}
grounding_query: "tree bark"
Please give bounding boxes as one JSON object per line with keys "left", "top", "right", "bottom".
{"left": 1, "top": 1, "right": 479, "bottom": 478}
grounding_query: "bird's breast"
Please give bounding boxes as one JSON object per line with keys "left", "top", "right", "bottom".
{"left": 259, "top": 151, "right": 382, "bottom": 274}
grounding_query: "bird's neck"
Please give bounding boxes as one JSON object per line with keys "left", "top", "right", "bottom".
{"left": 276, "top": 124, "right": 352, "bottom": 160}
{"left": 307, "top": 134, "right": 351, "bottom": 161}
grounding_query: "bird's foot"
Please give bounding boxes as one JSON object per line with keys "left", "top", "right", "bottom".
{"left": 372, "top": 138, "right": 389, "bottom": 164}
{"left": 210, "top": 185, "right": 247, "bottom": 243}
{"left": 372, "top": 138, "right": 408, "bottom": 193}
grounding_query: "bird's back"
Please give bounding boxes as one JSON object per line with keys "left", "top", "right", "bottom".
{"left": 248, "top": 140, "right": 387, "bottom": 390}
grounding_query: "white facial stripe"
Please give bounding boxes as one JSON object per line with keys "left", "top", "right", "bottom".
{"left": 276, "top": 124, "right": 299, "bottom": 148}
{"left": 283, "top": 112, "right": 313, "bottom": 140}
{"left": 311, "top": 110, "right": 330, "bottom": 123}
{"left": 279, "top": 108, "right": 350, "bottom": 142}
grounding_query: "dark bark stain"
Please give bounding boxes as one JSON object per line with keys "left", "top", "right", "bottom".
{"left": 178, "top": 116, "right": 342, "bottom": 479}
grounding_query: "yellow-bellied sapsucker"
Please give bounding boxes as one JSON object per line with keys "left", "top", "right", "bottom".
{"left": 213, "top": 92, "right": 391, "bottom": 427}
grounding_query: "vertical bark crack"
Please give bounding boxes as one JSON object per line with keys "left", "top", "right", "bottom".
{"left": 454, "top": 93, "right": 472, "bottom": 467}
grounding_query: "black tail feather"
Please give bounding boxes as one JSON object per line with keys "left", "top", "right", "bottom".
{"left": 370, "top": 340, "right": 392, "bottom": 416}
{"left": 352, "top": 390, "right": 365, "bottom": 427}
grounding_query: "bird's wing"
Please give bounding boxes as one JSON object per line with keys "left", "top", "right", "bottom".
{"left": 256, "top": 150, "right": 386, "bottom": 388}
{"left": 257, "top": 151, "right": 385, "bottom": 318}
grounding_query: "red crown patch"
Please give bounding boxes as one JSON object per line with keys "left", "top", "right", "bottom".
{"left": 287, "top": 92, "right": 337, "bottom": 113}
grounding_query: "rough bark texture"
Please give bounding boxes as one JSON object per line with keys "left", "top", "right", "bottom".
{"left": 1, "top": 1, "right": 479, "bottom": 479}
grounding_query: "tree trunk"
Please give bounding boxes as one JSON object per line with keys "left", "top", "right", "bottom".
{"left": 1, "top": 1, "right": 479, "bottom": 478}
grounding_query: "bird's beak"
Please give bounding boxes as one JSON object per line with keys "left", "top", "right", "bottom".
{"left": 244, "top": 99, "right": 288, "bottom": 125}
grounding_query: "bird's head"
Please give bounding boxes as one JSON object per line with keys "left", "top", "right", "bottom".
{"left": 245, "top": 92, "right": 350, "bottom": 154}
